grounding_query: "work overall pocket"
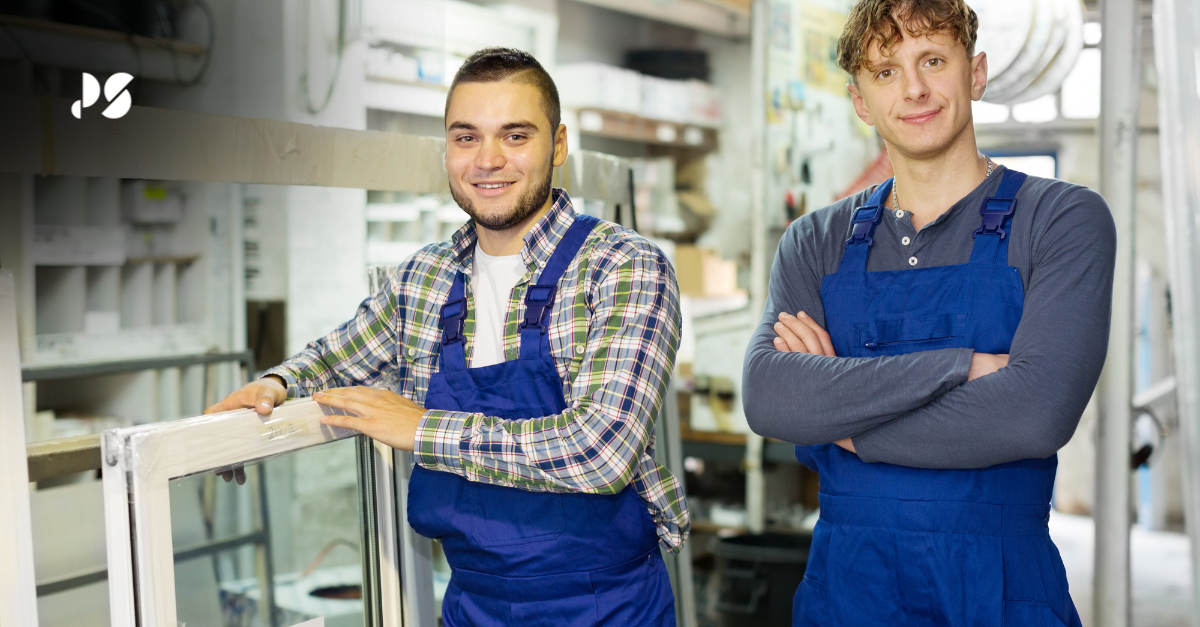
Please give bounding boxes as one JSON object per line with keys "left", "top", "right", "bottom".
{"left": 852, "top": 313, "right": 968, "bottom": 357}
{"left": 464, "top": 480, "right": 566, "bottom": 547}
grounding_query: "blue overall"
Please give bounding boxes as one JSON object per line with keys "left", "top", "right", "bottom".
{"left": 794, "top": 170, "right": 1083, "bottom": 627}
{"left": 406, "top": 214, "right": 676, "bottom": 627}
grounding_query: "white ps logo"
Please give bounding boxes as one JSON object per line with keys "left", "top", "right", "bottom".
{"left": 72, "top": 72, "right": 134, "bottom": 120}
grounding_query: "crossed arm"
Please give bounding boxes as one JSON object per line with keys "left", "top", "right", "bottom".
{"left": 742, "top": 190, "right": 1116, "bottom": 469}
{"left": 769, "top": 310, "right": 1011, "bottom": 453}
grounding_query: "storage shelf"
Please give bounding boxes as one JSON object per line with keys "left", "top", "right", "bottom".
{"left": 366, "top": 241, "right": 426, "bottom": 266}
{"left": 365, "top": 74, "right": 447, "bottom": 92}
{"left": 690, "top": 521, "right": 747, "bottom": 534}
{"left": 691, "top": 520, "right": 809, "bottom": 533}
{"left": 576, "top": 108, "right": 719, "bottom": 151}
{"left": 26, "top": 434, "right": 101, "bottom": 483}
{"left": 125, "top": 255, "right": 200, "bottom": 265}
{"left": 681, "top": 427, "right": 746, "bottom": 446}
{"left": 366, "top": 204, "right": 422, "bottom": 222}
{"left": 680, "top": 420, "right": 800, "bottom": 465}
{"left": 0, "top": 14, "right": 206, "bottom": 54}
{"left": 29, "top": 324, "right": 209, "bottom": 366}
{"left": 570, "top": 0, "right": 750, "bottom": 38}
{"left": 0, "top": 14, "right": 207, "bottom": 82}
{"left": 363, "top": 79, "right": 447, "bottom": 118}
{"left": 31, "top": 225, "right": 125, "bottom": 266}
{"left": 22, "top": 350, "right": 252, "bottom": 382}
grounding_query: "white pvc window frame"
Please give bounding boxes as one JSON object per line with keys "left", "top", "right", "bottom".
{"left": 101, "top": 399, "right": 407, "bottom": 626}
{"left": 0, "top": 270, "right": 39, "bottom": 625}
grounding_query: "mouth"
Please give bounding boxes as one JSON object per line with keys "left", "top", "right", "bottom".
{"left": 471, "top": 181, "right": 515, "bottom": 197}
{"left": 899, "top": 109, "right": 942, "bottom": 125}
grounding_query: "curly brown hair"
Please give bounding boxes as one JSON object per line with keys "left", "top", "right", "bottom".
{"left": 836, "top": 0, "right": 979, "bottom": 81}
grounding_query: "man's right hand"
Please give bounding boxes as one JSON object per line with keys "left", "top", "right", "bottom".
{"left": 205, "top": 377, "right": 287, "bottom": 485}
{"left": 204, "top": 376, "right": 287, "bottom": 416}
{"left": 968, "top": 352, "right": 1009, "bottom": 381}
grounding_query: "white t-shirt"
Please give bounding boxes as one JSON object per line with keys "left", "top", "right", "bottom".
{"left": 470, "top": 244, "right": 527, "bottom": 367}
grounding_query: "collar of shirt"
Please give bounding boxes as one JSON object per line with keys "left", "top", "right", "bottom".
{"left": 891, "top": 165, "right": 1009, "bottom": 234}
{"left": 448, "top": 188, "right": 580, "bottom": 277}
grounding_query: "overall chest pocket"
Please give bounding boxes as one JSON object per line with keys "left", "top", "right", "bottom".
{"left": 465, "top": 481, "right": 566, "bottom": 547}
{"left": 853, "top": 313, "right": 968, "bottom": 356}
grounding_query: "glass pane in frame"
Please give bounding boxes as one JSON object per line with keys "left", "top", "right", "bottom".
{"left": 171, "top": 439, "right": 368, "bottom": 627}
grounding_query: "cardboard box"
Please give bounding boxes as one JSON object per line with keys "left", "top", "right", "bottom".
{"left": 675, "top": 245, "right": 739, "bottom": 297}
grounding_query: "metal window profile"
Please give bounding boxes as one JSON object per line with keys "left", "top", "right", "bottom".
{"left": 367, "top": 266, "right": 437, "bottom": 627}
{"left": 100, "top": 399, "right": 405, "bottom": 626}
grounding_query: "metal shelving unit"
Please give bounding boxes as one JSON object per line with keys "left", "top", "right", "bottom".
{"left": 0, "top": 13, "right": 209, "bottom": 83}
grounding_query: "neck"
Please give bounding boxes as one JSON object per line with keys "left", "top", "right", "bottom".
{"left": 888, "top": 124, "right": 989, "bottom": 231}
{"left": 474, "top": 195, "right": 555, "bottom": 257}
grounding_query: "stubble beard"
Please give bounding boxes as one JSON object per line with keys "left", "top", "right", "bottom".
{"left": 451, "top": 159, "right": 554, "bottom": 232}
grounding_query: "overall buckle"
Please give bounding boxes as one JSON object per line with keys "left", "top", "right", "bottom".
{"left": 846, "top": 205, "right": 883, "bottom": 247}
{"left": 974, "top": 197, "right": 1017, "bottom": 240}
{"left": 521, "top": 284, "right": 558, "bottom": 331}
{"left": 440, "top": 297, "right": 467, "bottom": 345}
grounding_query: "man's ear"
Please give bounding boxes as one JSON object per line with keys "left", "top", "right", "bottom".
{"left": 970, "top": 51, "right": 989, "bottom": 101}
{"left": 553, "top": 123, "right": 569, "bottom": 167}
{"left": 848, "top": 82, "right": 874, "bottom": 126}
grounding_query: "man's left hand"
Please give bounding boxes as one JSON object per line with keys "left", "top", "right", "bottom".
{"left": 314, "top": 387, "right": 425, "bottom": 451}
{"left": 772, "top": 311, "right": 835, "bottom": 357}
{"left": 775, "top": 313, "right": 855, "bottom": 453}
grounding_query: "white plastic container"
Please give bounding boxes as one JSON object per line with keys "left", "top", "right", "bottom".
{"left": 557, "top": 63, "right": 643, "bottom": 115}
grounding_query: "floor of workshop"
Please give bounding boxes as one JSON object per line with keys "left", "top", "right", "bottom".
{"left": 1051, "top": 513, "right": 1194, "bottom": 626}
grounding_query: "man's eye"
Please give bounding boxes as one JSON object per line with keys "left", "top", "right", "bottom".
{"left": 507, "top": 134, "right": 526, "bottom": 141}
{"left": 457, "top": 136, "right": 476, "bottom": 143}
{"left": 928, "top": 58, "right": 942, "bottom": 67}
{"left": 877, "top": 69, "right": 893, "bottom": 79}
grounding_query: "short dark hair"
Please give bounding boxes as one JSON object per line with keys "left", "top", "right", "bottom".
{"left": 445, "top": 47, "right": 561, "bottom": 131}
{"left": 837, "top": 0, "right": 978, "bottom": 81}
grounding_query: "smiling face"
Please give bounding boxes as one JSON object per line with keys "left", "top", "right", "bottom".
{"left": 847, "top": 28, "right": 987, "bottom": 162}
{"left": 444, "top": 79, "right": 567, "bottom": 232}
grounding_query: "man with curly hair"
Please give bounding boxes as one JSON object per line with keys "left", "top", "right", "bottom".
{"left": 744, "top": 0, "right": 1114, "bottom": 624}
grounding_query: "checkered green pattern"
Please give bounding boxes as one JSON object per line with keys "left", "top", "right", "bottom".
{"left": 267, "top": 189, "right": 689, "bottom": 551}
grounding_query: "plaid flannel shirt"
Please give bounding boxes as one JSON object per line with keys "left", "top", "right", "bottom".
{"left": 267, "top": 189, "right": 689, "bottom": 551}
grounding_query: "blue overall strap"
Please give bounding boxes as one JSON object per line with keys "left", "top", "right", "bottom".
{"left": 836, "top": 179, "right": 892, "bottom": 274}
{"left": 439, "top": 272, "right": 469, "bottom": 371}
{"left": 519, "top": 213, "right": 600, "bottom": 359}
{"left": 968, "top": 169, "right": 1028, "bottom": 266}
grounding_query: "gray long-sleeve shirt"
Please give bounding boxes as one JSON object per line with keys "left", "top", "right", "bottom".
{"left": 742, "top": 166, "right": 1117, "bottom": 469}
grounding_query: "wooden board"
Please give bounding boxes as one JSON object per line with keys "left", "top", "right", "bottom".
{"left": 0, "top": 94, "right": 449, "bottom": 193}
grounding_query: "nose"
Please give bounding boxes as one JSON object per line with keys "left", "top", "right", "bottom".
{"left": 901, "top": 68, "right": 930, "bottom": 102}
{"left": 475, "top": 137, "right": 505, "bottom": 172}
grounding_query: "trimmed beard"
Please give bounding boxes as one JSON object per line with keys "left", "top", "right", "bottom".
{"left": 451, "top": 160, "right": 554, "bottom": 232}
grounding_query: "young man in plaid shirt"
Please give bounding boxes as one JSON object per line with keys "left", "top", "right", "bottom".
{"left": 208, "top": 48, "right": 687, "bottom": 625}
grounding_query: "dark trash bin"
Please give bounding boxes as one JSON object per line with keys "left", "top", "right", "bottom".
{"left": 710, "top": 531, "right": 811, "bottom": 627}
